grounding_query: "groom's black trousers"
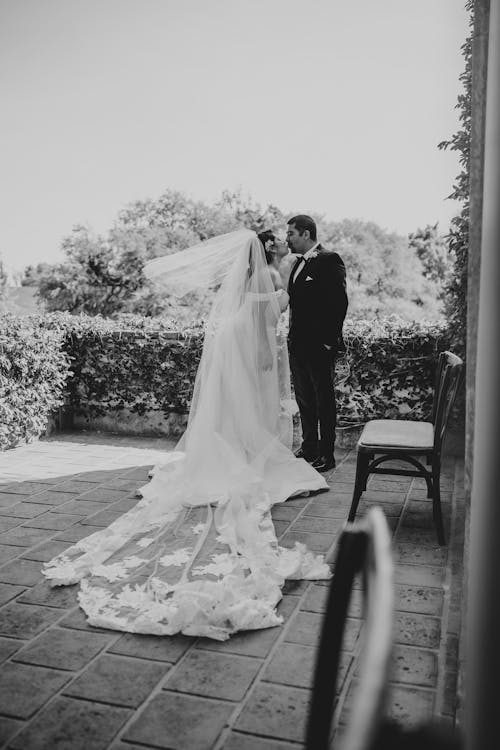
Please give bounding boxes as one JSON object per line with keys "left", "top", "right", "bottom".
{"left": 289, "top": 343, "right": 337, "bottom": 460}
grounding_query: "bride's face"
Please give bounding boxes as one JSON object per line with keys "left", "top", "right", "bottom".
{"left": 271, "top": 238, "right": 289, "bottom": 261}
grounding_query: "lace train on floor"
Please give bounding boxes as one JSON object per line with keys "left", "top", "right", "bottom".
{"left": 44, "top": 448, "right": 331, "bottom": 641}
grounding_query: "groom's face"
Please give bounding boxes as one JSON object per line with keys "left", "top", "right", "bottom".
{"left": 286, "top": 223, "right": 308, "bottom": 254}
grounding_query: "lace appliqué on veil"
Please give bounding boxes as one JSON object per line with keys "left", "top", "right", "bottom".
{"left": 43, "top": 248, "right": 331, "bottom": 640}
{"left": 44, "top": 485, "right": 330, "bottom": 640}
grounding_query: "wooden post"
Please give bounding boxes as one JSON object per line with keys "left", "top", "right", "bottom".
{"left": 467, "top": 1, "right": 500, "bottom": 747}
{"left": 466, "top": 0, "right": 490, "bottom": 500}
{"left": 458, "top": 0, "right": 490, "bottom": 725}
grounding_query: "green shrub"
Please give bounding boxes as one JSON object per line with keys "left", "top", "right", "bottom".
{"left": 48, "top": 313, "right": 204, "bottom": 419}
{"left": 53, "top": 313, "right": 451, "bottom": 426}
{"left": 338, "top": 317, "right": 451, "bottom": 425}
{"left": 0, "top": 314, "right": 72, "bottom": 450}
{"left": 0, "top": 312, "right": 454, "bottom": 451}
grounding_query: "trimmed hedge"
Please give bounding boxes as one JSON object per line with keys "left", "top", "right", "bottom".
{"left": 337, "top": 317, "right": 451, "bottom": 424}
{"left": 0, "top": 314, "right": 72, "bottom": 450}
{"left": 48, "top": 313, "right": 204, "bottom": 419}
{"left": 0, "top": 312, "right": 452, "bottom": 451}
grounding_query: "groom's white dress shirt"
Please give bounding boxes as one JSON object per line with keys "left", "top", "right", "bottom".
{"left": 292, "top": 243, "right": 320, "bottom": 284}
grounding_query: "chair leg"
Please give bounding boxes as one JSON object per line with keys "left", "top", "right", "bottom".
{"left": 362, "top": 452, "right": 372, "bottom": 490}
{"left": 348, "top": 452, "right": 369, "bottom": 523}
{"left": 431, "top": 466, "right": 446, "bottom": 546}
{"left": 422, "top": 454, "right": 433, "bottom": 497}
{"left": 425, "top": 473, "right": 433, "bottom": 499}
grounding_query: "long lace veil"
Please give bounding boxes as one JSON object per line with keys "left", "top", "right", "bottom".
{"left": 143, "top": 228, "right": 286, "bottom": 503}
{"left": 43, "top": 230, "right": 329, "bottom": 639}
{"left": 142, "top": 228, "right": 265, "bottom": 297}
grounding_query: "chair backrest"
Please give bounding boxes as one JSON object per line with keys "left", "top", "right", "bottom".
{"left": 431, "top": 351, "right": 464, "bottom": 458}
{"left": 430, "top": 351, "right": 448, "bottom": 425}
{"left": 306, "top": 507, "right": 394, "bottom": 750}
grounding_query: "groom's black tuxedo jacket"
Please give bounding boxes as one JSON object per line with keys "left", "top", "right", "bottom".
{"left": 287, "top": 245, "right": 348, "bottom": 353}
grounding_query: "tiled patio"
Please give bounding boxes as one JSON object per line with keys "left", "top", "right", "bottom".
{"left": 0, "top": 432, "right": 464, "bottom": 749}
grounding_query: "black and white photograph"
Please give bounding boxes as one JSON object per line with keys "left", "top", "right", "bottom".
{"left": 1, "top": 1, "right": 499, "bottom": 748}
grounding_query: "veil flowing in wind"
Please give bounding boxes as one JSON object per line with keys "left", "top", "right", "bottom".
{"left": 43, "top": 230, "right": 330, "bottom": 640}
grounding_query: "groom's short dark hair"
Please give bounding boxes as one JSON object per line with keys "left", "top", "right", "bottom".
{"left": 287, "top": 215, "right": 317, "bottom": 241}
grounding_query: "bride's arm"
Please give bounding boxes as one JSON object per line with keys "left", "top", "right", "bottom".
{"left": 277, "top": 289, "right": 289, "bottom": 312}
{"left": 269, "top": 269, "right": 289, "bottom": 313}
{"left": 253, "top": 269, "right": 276, "bottom": 371}
{"left": 277, "top": 254, "right": 296, "bottom": 290}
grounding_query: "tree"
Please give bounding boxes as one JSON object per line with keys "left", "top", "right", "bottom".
{"left": 116, "top": 188, "right": 287, "bottom": 256}
{"left": 21, "top": 263, "right": 54, "bottom": 287}
{"left": 26, "top": 186, "right": 446, "bottom": 323}
{"left": 409, "top": 223, "right": 454, "bottom": 294}
{"left": 0, "top": 258, "right": 7, "bottom": 299}
{"left": 117, "top": 191, "right": 215, "bottom": 255}
{"left": 319, "top": 218, "right": 444, "bottom": 321}
{"left": 216, "top": 189, "right": 286, "bottom": 235}
{"left": 31, "top": 189, "right": 288, "bottom": 319}
{"left": 34, "top": 225, "right": 148, "bottom": 316}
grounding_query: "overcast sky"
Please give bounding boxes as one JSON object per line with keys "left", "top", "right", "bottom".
{"left": 0, "top": 0, "right": 469, "bottom": 275}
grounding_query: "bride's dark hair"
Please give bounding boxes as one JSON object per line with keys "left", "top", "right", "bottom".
{"left": 247, "top": 229, "right": 276, "bottom": 280}
{"left": 257, "top": 229, "right": 276, "bottom": 264}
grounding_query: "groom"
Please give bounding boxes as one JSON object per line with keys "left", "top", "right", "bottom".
{"left": 286, "top": 215, "right": 348, "bottom": 472}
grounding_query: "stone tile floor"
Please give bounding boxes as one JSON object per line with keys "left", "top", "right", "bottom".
{"left": 0, "top": 432, "right": 465, "bottom": 749}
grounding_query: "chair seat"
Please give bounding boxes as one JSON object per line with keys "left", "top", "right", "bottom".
{"left": 359, "top": 420, "right": 434, "bottom": 451}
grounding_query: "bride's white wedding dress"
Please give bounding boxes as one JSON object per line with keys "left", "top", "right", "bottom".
{"left": 43, "top": 230, "right": 331, "bottom": 640}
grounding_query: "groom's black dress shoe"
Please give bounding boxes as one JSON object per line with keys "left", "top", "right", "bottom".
{"left": 294, "top": 448, "right": 318, "bottom": 463}
{"left": 312, "top": 455, "right": 336, "bottom": 472}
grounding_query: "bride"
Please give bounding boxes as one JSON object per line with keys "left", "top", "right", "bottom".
{"left": 43, "top": 229, "right": 331, "bottom": 640}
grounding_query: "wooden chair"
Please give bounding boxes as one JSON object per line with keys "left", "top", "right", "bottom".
{"left": 347, "top": 351, "right": 463, "bottom": 545}
{"left": 306, "top": 506, "right": 394, "bottom": 750}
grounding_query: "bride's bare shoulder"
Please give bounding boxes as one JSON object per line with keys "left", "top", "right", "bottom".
{"left": 254, "top": 266, "right": 282, "bottom": 291}
{"left": 269, "top": 267, "right": 283, "bottom": 290}
{"left": 278, "top": 254, "right": 296, "bottom": 287}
